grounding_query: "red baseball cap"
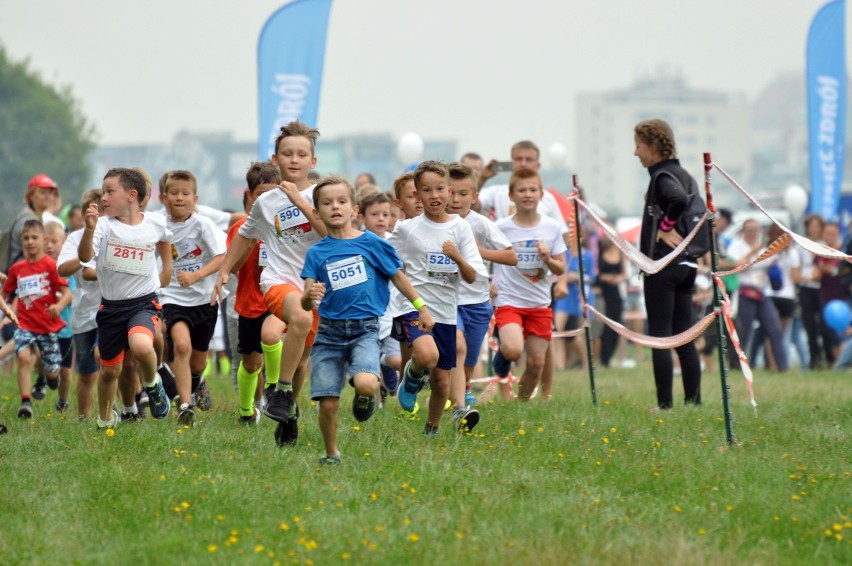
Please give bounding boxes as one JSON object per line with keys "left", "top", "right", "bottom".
{"left": 27, "top": 174, "right": 59, "bottom": 190}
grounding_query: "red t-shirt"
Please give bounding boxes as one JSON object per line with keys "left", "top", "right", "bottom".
{"left": 227, "top": 218, "right": 267, "bottom": 318}
{"left": 3, "top": 254, "right": 68, "bottom": 334}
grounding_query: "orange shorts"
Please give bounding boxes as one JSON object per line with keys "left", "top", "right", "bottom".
{"left": 264, "top": 283, "right": 319, "bottom": 347}
{"left": 494, "top": 305, "right": 553, "bottom": 340}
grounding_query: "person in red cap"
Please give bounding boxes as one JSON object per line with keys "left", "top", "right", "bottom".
{"left": 6, "top": 175, "right": 64, "bottom": 270}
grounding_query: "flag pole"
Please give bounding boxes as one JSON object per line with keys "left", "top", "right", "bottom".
{"left": 573, "top": 174, "right": 597, "bottom": 405}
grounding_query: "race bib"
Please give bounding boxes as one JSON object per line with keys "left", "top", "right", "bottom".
{"left": 174, "top": 259, "right": 202, "bottom": 273}
{"left": 258, "top": 243, "right": 269, "bottom": 268}
{"left": 514, "top": 241, "right": 543, "bottom": 269}
{"left": 105, "top": 237, "right": 153, "bottom": 275}
{"left": 327, "top": 256, "right": 368, "bottom": 291}
{"left": 275, "top": 205, "right": 305, "bottom": 232}
{"left": 427, "top": 251, "right": 458, "bottom": 284}
{"left": 17, "top": 274, "right": 43, "bottom": 299}
{"left": 173, "top": 239, "right": 197, "bottom": 259}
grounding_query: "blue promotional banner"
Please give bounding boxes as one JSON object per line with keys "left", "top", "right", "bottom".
{"left": 257, "top": 0, "right": 333, "bottom": 160}
{"left": 806, "top": 0, "right": 847, "bottom": 221}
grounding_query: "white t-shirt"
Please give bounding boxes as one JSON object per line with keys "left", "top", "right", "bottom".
{"left": 728, "top": 238, "right": 769, "bottom": 292}
{"left": 458, "top": 211, "right": 511, "bottom": 306}
{"left": 387, "top": 215, "right": 487, "bottom": 325}
{"left": 42, "top": 211, "right": 65, "bottom": 230}
{"left": 239, "top": 185, "right": 319, "bottom": 294}
{"left": 147, "top": 204, "right": 230, "bottom": 231}
{"left": 767, "top": 248, "right": 800, "bottom": 301}
{"left": 90, "top": 213, "right": 171, "bottom": 301}
{"left": 57, "top": 228, "right": 101, "bottom": 334}
{"left": 160, "top": 214, "right": 227, "bottom": 306}
{"left": 478, "top": 184, "right": 568, "bottom": 233}
{"left": 493, "top": 215, "right": 568, "bottom": 308}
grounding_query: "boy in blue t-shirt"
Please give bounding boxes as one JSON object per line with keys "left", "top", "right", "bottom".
{"left": 301, "top": 176, "right": 433, "bottom": 465}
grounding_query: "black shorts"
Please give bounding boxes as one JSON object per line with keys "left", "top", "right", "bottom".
{"left": 96, "top": 293, "right": 161, "bottom": 366}
{"left": 771, "top": 297, "right": 796, "bottom": 319}
{"left": 162, "top": 303, "right": 219, "bottom": 355}
{"left": 238, "top": 312, "right": 271, "bottom": 355}
{"left": 564, "top": 315, "right": 583, "bottom": 342}
{"left": 58, "top": 336, "right": 74, "bottom": 369}
{"left": 2, "top": 321, "right": 16, "bottom": 342}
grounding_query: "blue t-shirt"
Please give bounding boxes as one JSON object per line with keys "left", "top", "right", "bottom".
{"left": 301, "top": 231, "right": 403, "bottom": 320}
{"left": 555, "top": 249, "right": 596, "bottom": 317}
{"left": 58, "top": 276, "right": 75, "bottom": 339}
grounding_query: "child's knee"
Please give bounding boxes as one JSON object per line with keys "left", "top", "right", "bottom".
{"left": 288, "top": 311, "right": 313, "bottom": 336}
{"left": 353, "top": 373, "right": 379, "bottom": 395}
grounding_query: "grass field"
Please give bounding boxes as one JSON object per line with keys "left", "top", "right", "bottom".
{"left": 0, "top": 363, "right": 850, "bottom": 565}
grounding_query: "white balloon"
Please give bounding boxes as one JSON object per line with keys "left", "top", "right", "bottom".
{"left": 397, "top": 133, "right": 424, "bottom": 164}
{"left": 548, "top": 142, "right": 569, "bottom": 169}
{"left": 784, "top": 184, "right": 809, "bottom": 219}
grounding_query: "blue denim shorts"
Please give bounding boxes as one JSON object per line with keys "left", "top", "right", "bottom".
{"left": 457, "top": 301, "right": 494, "bottom": 367}
{"left": 73, "top": 328, "right": 99, "bottom": 374}
{"left": 15, "top": 329, "right": 61, "bottom": 374}
{"left": 391, "top": 311, "right": 457, "bottom": 371}
{"left": 310, "top": 317, "right": 380, "bottom": 399}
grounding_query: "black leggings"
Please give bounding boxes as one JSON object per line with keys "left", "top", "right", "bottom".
{"left": 643, "top": 263, "right": 702, "bottom": 408}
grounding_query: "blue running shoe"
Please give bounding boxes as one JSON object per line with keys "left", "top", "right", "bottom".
{"left": 492, "top": 351, "right": 511, "bottom": 378}
{"left": 465, "top": 390, "right": 478, "bottom": 406}
{"left": 380, "top": 364, "right": 399, "bottom": 396}
{"left": 397, "top": 360, "right": 425, "bottom": 412}
{"left": 144, "top": 379, "right": 171, "bottom": 419}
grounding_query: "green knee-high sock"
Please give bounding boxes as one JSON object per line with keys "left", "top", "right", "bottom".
{"left": 237, "top": 362, "right": 261, "bottom": 417}
{"left": 261, "top": 341, "right": 282, "bottom": 387}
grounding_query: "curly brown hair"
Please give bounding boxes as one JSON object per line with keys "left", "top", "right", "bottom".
{"left": 634, "top": 119, "right": 677, "bottom": 160}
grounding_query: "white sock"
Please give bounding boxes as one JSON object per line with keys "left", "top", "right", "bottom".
{"left": 123, "top": 403, "right": 138, "bottom": 414}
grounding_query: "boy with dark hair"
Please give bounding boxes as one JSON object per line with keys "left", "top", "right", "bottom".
{"left": 2, "top": 219, "right": 70, "bottom": 419}
{"left": 79, "top": 167, "right": 174, "bottom": 429}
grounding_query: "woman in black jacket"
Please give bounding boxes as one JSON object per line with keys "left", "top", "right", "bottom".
{"left": 634, "top": 119, "right": 702, "bottom": 410}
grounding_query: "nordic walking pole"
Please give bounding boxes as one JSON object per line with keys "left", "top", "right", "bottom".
{"left": 573, "top": 174, "right": 597, "bottom": 405}
{"left": 704, "top": 152, "right": 736, "bottom": 445}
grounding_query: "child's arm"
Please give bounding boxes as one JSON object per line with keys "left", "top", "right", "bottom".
{"left": 538, "top": 241, "right": 566, "bottom": 276}
{"left": 177, "top": 254, "right": 225, "bottom": 288}
{"left": 212, "top": 233, "right": 254, "bottom": 304}
{"left": 231, "top": 240, "right": 258, "bottom": 273}
{"left": 82, "top": 267, "right": 97, "bottom": 281}
{"left": 390, "top": 270, "right": 435, "bottom": 332}
{"left": 300, "top": 278, "right": 326, "bottom": 312}
{"left": 78, "top": 203, "right": 99, "bottom": 263}
{"left": 442, "top": 240, "right": 478, "bottom": 284}
{"left": 479, "top": 245, "right": 518, "bottom": 266}
{"left": 58, "top": 258, "right": 81, "bottom": 278}
{"left": 47, "top": 285, "right": 71, "bottom": 319}
{"left": 279, "top": 181, "right": 327, "bottom": 237}
{"left": 0, "top": 294, "right": 17, "bottom": 326}
{"left": 156, "top": 241, "right": 173, "bottom": 288}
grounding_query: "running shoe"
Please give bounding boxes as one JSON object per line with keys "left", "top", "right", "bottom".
{"left": 423, "top": 424, "right": 439, "bottom": 438}
{"left": 194, "top": 378, "right": 213, "bottom": 411}
{"left": 144, "top": 379, "right": 171, "bottom": 419}
{"left": 177, "top": 403, "right": 196, "bottom": 427}
{"left": 46, "top": 376, "right": 59, "bottom": 390}
{"left": 452, "top": 406, "right": 480, "bottom": 433}
{"left": 352, "top": 394, "right": 376, "bottom": 422}
{"left": 318, "top": 454, "right": 341, "bottom": 466}
{"left": 492, "top": 351, "right": 511, "bottom": 378}
{"left": 17, "top": 401, "right": 34, "bottom": 419}
{"left": 397, "top": 360, "right": 426, "bottom": 412}
{"left": 274, "top": 403, "right": 299, "bottom": 446}
{"left": 263, "top": 388, "right": 294, "bottom": 422}
{"left": 380, "top": 364, "right": 399, "bottom": 396}
{"left": 464, "top": 390, "right": 478, "bottom": 406}
{"left": 31, "top": 377, "right": 47, "bottom": 401}
{"left": 238, "top": 407, "right": 261, "bottom": 426}
{"left": 97, "top": 410, "right": 120, "bottom": 429}
{"left": 55, "top": 399, "right": 70, "bottom": 413}
{"left": 120, "top": 410, "right": 140, "bottom": 423}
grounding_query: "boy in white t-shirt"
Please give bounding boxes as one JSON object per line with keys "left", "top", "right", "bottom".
{"left": 446, "top": 163, "right": 517, "bottom": 431}
{"left": 78, "top": 168, "right": 174, "bottom": 429}
{"left": 491, "top": 168, "right": 566, "bottom": 400}
{"left": 160, "top": 170, "right": 227, "bottom": 426}
{"left": 213, "top": 121, "right": 326, "bottom": 446}
{"left": 388, "top": 161, "right": 487, "bottom": 437}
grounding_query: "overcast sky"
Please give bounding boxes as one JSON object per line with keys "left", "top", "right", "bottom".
{"left": 0, "top": 0, "right": 840, "bottom": 166}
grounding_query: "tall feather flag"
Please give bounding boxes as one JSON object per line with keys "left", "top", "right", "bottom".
{"left": 807, "top": 0, "right": 847, "bottom": 220}
{"left": 257, "top": 0, "right": 334, "bottom": 160}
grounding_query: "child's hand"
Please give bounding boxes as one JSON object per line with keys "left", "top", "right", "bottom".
{"left": 4, "top": 310, "right": 18, "bottom": 326}
{"left": 278, "top": 181, "right": 301, "bottom": 202}
{"left": 416, "top": 308, "right": 435, "bottom": 333}
{"left": 47, "top": 304, "right": 61, "bottom": 319}
{"left": 176, "top": 270, "right": 197, "bottom": 288}
{"left": 84, "top": 203, "right": 99, "bottom": 230}
{"left": 553, "top": 280, "right": 569, "bottom": 299}
{"left": 308, "top": 282, "right": 326, "bottom": 304}
{"left": 210, "top": 272, "right": 228, "bottom": 305}
{"left": 0, "top": 273, "right": 6, "bottom": 284}
{"left": 536, "top": 241, "right": 551, "bottom": 262}
{"left": 441, "top": 240, "right": 460, "bottom": 261}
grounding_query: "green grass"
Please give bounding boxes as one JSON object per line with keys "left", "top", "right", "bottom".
{"left": 0, "top": 364, "right": 850, "bottom": 564}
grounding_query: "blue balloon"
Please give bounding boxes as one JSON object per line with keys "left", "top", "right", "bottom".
{"left": 823, "top": 299, "right": 851, "bottom": 332}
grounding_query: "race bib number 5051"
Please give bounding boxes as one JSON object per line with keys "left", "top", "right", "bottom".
{"left": 327, "top": 256, "right": 368, "bottom": 290}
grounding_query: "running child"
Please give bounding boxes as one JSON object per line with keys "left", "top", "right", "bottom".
{"left": 213, "top": 121, "right": 326, "bottom": 447}
{"left": 44, "top": 221, "right": 75, "bottom": 413}
{"left": 2, "top": 219, "right": 70, "bottom": 419}
{"left": 446, "top": 162, "right": 517, "bottom": 430}
{"left": 78, "top": 168, "right": 173, "bottom": 429}
{"left": 57, "top": 189, "right": 104, "bottom": 420}
{"left": 160, "top": 170, "right": 227, "bottom": 426}
{"left": 491, "top": 168, "right": 566, "bottom": 400}
{"left": 302, "top": 176, "right": 433, "bottom": 464}
{"left": 389, "top": 160, "right": 487, "bottom": 437}
{"left": 228, "top": 161, "right": 283, "bottom": 425}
